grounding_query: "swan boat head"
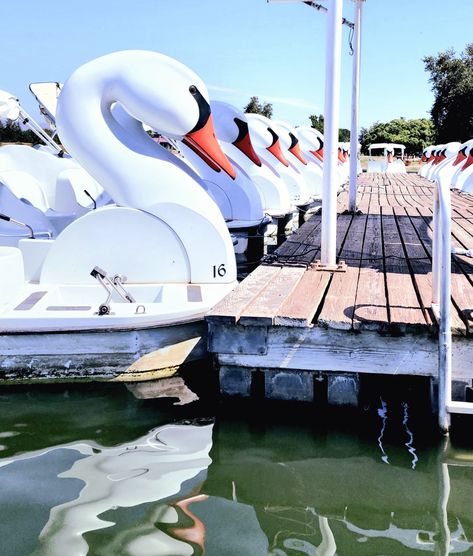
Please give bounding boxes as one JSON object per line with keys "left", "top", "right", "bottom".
{"left": 295, "top": 126, "right": 325, "bottom": 163}
{"left": 246, "top": 113, "right": 290, "bottom": 167}
{"left": 56, "top": 50, "right": 236, "bottom": 209}
{"left": 271, "top": 120, "right": 308, "bottom": 166}
{"left": 209, "top": 100, "right": 261, "bottom": 167}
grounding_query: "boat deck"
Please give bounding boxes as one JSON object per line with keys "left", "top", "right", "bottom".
{"left": 206, "top": 173, "right": 473, "bottom": 403}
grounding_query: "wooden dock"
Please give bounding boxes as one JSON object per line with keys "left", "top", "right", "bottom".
{"left": 206, "top": 173, "right": 473, "bottom": 406}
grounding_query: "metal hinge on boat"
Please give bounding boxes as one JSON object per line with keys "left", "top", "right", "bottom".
{"left": 90, "top": 266, "right": 136, "bottom": 315}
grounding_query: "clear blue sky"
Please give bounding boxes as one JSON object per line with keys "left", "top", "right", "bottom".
{"left": 3, "top": 1, "right": 473, "bottom": 131}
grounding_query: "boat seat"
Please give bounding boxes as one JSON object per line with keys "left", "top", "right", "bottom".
{"left": 0, "top": 170, "right": 49, "bottom": 212}
{"left": 0, "top": 247, "right": 24, "bottom": 311}
{"left": 18, "top": 238, "right": 53, "bottom": 282}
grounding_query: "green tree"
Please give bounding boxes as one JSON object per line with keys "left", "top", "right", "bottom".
{"left": 0, "top": 120, "right": 37, "bottom": 144}
{"left": 309, "top": 113, "right": 350, "bottom": 142}
{"left": 359, "top": 117, "right": 435, "bottom": 155}
{"left": 338, "top": 128, "right": 351, "bottom": 142}
{"left": 243, "top": 96, "right": 273, "bottom": 118}
{"left": 309, "top": 113, "right": 324, "bottom": 133}
{"left": 424, "top": 44, "right": 473, "bottom": 142}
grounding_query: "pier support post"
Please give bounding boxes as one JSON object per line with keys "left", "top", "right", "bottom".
{"left": 348, "top": 0, "right": 363, "bottom": 212}
{"left": 321, "top": 0, "right": 343, "bottom": 266}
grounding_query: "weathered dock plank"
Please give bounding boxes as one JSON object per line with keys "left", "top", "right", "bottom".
{"left": 238, "top": 266, "right": 306, "bottom": 326}
{"left": 274, "top": 268, "right": 330, "bottom": 327}
{"left": 206, "top": 264, "right": 280, "bottom": 325}
{"left": 381, "top": 206, "right": 428, "bottom": 329}
{"left": 317, "top": 213, "right": 366, "bottom": 330}
{"left": 412, "top": 207, "right": 473, "bottom": 335}
{"left": 393, "top": 207, "right": 437, "bottom": 329}
{"left": 352, "top": 214, "right": 388, "bottom": 330}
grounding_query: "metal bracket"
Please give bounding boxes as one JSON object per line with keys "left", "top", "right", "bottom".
{"left": 90, "top": 266, "right": 135, "bottom": 315}
{"left": 311, "top": 260, "right": 348, "bottom": 272}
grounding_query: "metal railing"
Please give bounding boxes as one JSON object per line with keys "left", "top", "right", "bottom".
{"left": 431, "top": 174, "right": 453, "bottom": 433}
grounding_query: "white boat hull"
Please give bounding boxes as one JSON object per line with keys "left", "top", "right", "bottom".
{"left": 0, "top": 319, "right": 208, "bottom": 383}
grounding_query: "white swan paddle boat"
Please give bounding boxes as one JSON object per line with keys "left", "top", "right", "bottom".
{"left": 246, "top": 113, "right": 313, "bottom": 212}
{"left": 209, "top": 100, "right": 295, "bottom": 246}
{"left": 0, "top": 50, "right": 238, "bottom": 383}
{"left": 271, "top": 119, "right": 325, "bottom": 209}
{"left": 27, "top": 82, "right": 268, "bottom": 262}
{"left": 0, "top": 89, "right": 109, "bottom": 245}
{"left": 295, "top": 126, "right": 347, "bottom": 190}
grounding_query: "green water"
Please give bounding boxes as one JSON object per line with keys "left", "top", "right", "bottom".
{"left": 1, "top": 381, "right": 473, "bottom": 555}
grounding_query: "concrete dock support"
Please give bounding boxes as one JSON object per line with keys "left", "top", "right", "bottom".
{"left": 265, "top": 370, "right": 314, "bottom": 402}
{"left": 327, "top": 374, "right": 360, "bottom": 407}
{"left": 219, "top": 366, "right": 252, "bottom": 397}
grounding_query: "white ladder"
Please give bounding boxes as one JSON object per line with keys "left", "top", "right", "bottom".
{"left": 432, "top": 176, "right": 473, "bottom": 432}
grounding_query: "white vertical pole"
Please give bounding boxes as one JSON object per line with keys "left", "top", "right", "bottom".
{"left": 321, "top": 0, "right": 343, "bottom": 266}
{"left": 348, "top": 1, "right": 363, "bottom": 213}
{"left": 438, "top": 177, "right": 452, "bottom": 434}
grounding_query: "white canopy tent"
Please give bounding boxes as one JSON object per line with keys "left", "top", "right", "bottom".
{"left": 368, "top": 143, "right": 406, "bottom": 157}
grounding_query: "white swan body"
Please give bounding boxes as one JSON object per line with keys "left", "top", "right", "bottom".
{"left": 418, "top": 145, "right": 434, "bottom": 178}
{"left": 296, "top": 126, "right": 345, "bottom": 188}
{"left": 419, "top": 145, "right": 435, "bottom": 178}
{"left": 246, "top": 113, "right": 312, "bottom": 206}
{"left": 338, "top": 142, "right": 351, "bottom": 182}
{"left": 56, "top": 50, "right": 236, "bottom": 285}
{"left": 383, "top": 146, "right": 407, "bottom": 174}
{"left": 174, "top": 139, "right": 265, "bottom": 229}
{"left": 425, "top": 145, "right": 445, "bottom": 180}
{"left": 0, "top": 50, "right": 237, "bottom": 335}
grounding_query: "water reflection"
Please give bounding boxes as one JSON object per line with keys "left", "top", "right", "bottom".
{"left": 0, "top": 420, "right": 214, "bottom": 555}
{"left": 1, "top": 386, "right": 473, "bottom": 555}
{"left": 204, "top": 417, "right": 473, "bottom": 555}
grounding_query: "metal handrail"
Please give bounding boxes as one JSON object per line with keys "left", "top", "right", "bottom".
{"left": 432, "top": 174, "right": 452, "bottom": 434}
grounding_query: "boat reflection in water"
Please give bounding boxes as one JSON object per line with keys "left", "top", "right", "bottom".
{"left": 0, "top": 420, "right": 218, "bottom": 555}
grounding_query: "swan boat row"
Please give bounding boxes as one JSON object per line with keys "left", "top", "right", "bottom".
{"left": 419, "top": 140, "right": 473, "bottom": 192}
{"left": 0, "top": 50, "right": 350, "bottom": 382}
